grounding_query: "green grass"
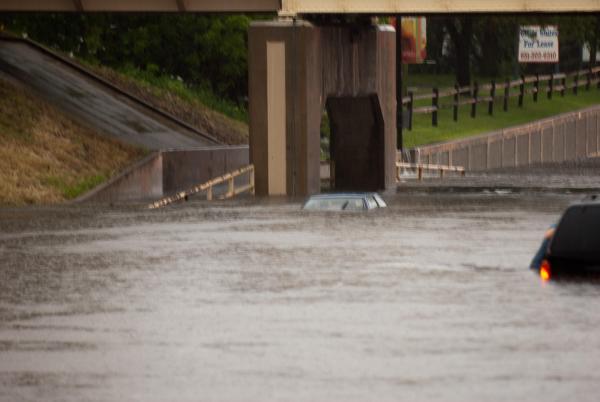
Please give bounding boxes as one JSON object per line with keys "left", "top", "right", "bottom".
{"left": 44, "top": 174, "right": 107, "bottom": 199}
{"left": 79, "top": 57, "right": 600, "bottom": 151}
{"left": 405, "top": 72, "right": 516, "bottom": 91}
{"left": 115, "top": 65, "right": 249, "bottom": 123}
{"left": 405, "top": 73, "right": 458, "bottom": 90}
{"left": 404, "top": 82, "right": 600, "bottom": 149}
{"left": 78, "top": 59, "right": 248, "bottom": 123}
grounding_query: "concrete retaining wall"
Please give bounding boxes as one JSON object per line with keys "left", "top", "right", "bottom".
{"left": 77, "top": 146, "right": 249, "bottom": 203}
{"left": 162, "top": 146, "right": 249, "bottom": 194}
{"left": 410, "top": 106, "right": 600, "bottom": 171}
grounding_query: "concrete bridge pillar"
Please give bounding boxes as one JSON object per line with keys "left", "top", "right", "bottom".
{"left": 248, "top": 19, "right": 397, "bottom": 196}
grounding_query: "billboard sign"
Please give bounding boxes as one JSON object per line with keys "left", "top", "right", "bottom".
{"left": 395, "top": 17, "right": 427, "bottom": 64}
{"left": 518, "top": 25, "right": 559, "bottom": 63}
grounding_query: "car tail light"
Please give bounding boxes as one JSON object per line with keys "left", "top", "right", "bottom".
{"left": 540, "top": 259, "right": 551, "bottom": 281}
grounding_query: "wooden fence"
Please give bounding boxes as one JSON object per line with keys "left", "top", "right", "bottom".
{"left": 403, "top": 66, "right": 600, "bottom": 130}
{"left": 148, "top": 165, "right": 254, "bottom": 209}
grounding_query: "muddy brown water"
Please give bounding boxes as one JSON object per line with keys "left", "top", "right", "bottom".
{"left": 1, "top": 193, "right": 600, "bottom": 402}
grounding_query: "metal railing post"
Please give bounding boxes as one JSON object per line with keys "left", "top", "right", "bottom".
{"left": 453, "top": 84, "right": 459, "bottom": 122}
{"left": 503, "top": 79, "right": 509, "bottom": 112}
{"left": 519, "top": 75, "right": 525, "bottom": 107}
{"left": 488, "top": 80, "right": 495, "bottom": 115}
{"left": 408, "top": 91, "right": 414, "bottom": 131}
{"left": 227, "top": 176, "right": 234, "bottom": 198}
{"left": 432, "top": 87, "right": 439, "bottom": 127}
{"left": 471, "top": 82, "right": 478, "bottom": 118}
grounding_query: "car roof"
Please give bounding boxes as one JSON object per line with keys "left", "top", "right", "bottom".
{"left": 307, "top": 193, "right": 379, "bottom": 199}
{"left": 572, "top": 194, "right": 600, "bottom": 205}
{"left": 561, "top": 195, "right": 600, "bottom": 211}
{"left": 549, "top": 195, "right": 600, "bottom": 259}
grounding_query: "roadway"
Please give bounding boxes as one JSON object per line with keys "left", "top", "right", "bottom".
{"left": 0, "top": 39, "right": 218, "bottom": 150}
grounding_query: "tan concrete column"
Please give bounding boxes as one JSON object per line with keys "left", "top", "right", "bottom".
{"left": 249, "top": 20, "right": 320, "bottom": 197}
{"left": 248, "top": 19, "right": 396, "bottom": 197}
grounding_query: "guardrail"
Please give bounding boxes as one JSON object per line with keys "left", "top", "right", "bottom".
{"left": 396, "top": 162, "right": 465, "bottom": 181}
{"left": 403, "top": 67, "right": 600, "bottom": 129}
{"left": 148, "top": 165, "right": 254, "bottom": 209}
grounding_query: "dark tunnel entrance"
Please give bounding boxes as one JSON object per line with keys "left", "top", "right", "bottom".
{"left": 325, "top": 95, "right": 386, "bottom": 192}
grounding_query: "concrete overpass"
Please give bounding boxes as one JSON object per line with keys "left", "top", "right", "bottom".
{"left": 2, "top": 0, "right": 600, "bottom": 198}
{"left": 0, "top": 0, "right": 599, "bottom": 14}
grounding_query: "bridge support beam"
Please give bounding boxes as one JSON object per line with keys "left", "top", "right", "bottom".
{"left": 248, "top": 19, "right": 397, "bottom": 196}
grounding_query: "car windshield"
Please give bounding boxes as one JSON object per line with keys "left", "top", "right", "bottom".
{"left": 303, "top": 197, "right": 365, "bottom": 211}
{"left": 551, "top": 205, "right": 600, "bottom": 260}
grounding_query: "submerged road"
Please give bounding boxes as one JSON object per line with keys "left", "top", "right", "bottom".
{"left": 1, "top": 193, "right": 600, "bottom": 401}
{"left": 0, "top": 40, "right": 215, "bottom": 150}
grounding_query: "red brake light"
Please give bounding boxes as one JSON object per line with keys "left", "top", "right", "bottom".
{"left": 540, "top": 259, "right": 551, "bottom": 281}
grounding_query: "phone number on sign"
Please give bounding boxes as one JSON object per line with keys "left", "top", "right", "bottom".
{"left": 519, "top": 51, "right": 558, "bottom": 62}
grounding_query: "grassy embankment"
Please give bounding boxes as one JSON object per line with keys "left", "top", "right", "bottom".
{"left": 81, "top": 62, "right": 249, "bottom": 145}
{"left": 404, "top": 73, "right": 600, "bottom": 149}
{"left": 89, "top": 65, "right": 599, "bottom": 157}
{"left": 0, "top": 53, "right": 249, "bottom": 206}
{"left": 0, "top": 77, "right": 145, "bottom": 205}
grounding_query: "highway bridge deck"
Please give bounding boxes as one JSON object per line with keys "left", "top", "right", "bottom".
{"left": 0, "top": 0, "right": 598, "bottom": 14}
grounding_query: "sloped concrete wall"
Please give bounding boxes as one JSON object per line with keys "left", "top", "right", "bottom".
{"left": 411, "top": 106, "right": 600, "bottom": 170}
{"left": 75, "top": 152, "right": 164, "bottom": 204}
{"left": 78, "top": 146, "right": 249, "bottom": 203}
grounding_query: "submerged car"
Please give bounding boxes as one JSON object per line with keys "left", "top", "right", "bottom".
{"left": 531, "top": 195, "right": 600, "bottom": 280}
{"left": 302, "top": 193, "right": 387, "bottom": 211}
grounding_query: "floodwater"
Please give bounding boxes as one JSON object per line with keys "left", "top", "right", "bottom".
{"left": 1, "top": 193, "right": 600, "bottom": 402}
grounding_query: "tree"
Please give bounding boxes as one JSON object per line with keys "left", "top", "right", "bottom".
{"left": 474, "top": 17, "right": 519, "bottom": 78}
{"left": 444, "top": 17, "right": 473, "bottom": 86}
{"left": 0, "top": 13, "right": 253, "bottom": 104}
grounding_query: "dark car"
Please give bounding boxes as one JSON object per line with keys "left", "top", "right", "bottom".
{"left": 302, "top": 193, "right": 387, "bottom": 211}
{"left": 531, "top": 195, "right": 600, "bottom": 280}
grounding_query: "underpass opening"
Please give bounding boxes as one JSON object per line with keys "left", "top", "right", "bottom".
{"left": 326, "top": 94, "right": 385, "bottom": 192}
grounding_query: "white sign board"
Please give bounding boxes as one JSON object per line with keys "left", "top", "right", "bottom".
{"left": 518, "top": 25, "right": 559, "bottom": 63}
